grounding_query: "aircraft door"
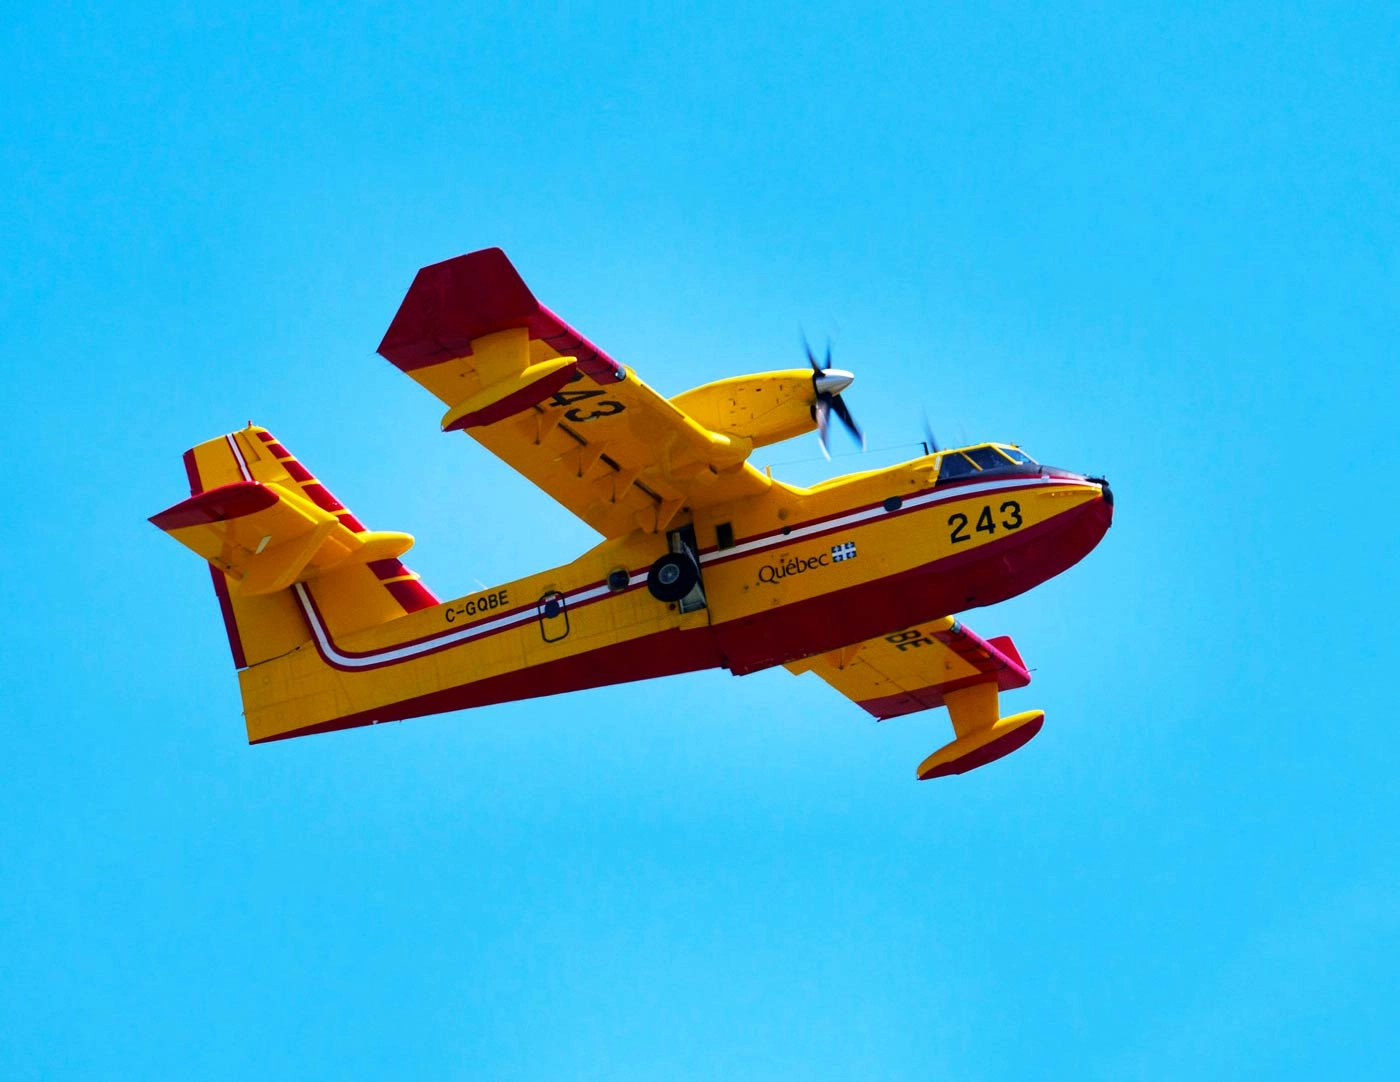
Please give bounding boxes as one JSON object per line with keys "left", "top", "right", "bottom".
{"left": 537, "top": 590, "right": 569, "bottom": 642}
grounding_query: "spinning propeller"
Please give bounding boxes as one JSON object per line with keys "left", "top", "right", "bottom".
{"left": 922, "top": 411, "right": 940, "bottom": 455}
{"left": 805, "top": 337, "right": 865, "bottom": 459}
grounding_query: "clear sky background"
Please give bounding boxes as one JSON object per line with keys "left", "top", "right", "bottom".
{"left": 3, "top": 3, "right": 1397, "bottom": 1078}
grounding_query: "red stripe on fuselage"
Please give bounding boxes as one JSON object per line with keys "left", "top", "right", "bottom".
{"left": 259, "top": 492, "right": 1105, "bottom": 740}
{"left": 251, "top": 622, "right": 720, "bottom": 742}
{"left": 695, "top": 473, "right": 1053, "bottom": 568}
{"left": 295, "top": 570, "right": 639, "bottom": 669}
{"left": 715, "top": 491, "right": 1112, "bottom": 673}
{"left": 281, "top": 488, "right": 1109, "bottom": 751}
{"left": 294, "top": 482, "right": 1108, "bottom": 675}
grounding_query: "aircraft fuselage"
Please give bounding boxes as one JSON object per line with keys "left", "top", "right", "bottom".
{"left": 242, "top": 455, "right": 1111, "bottom": 743}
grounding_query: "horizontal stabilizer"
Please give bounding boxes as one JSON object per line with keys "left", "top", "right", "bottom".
{"left": 151, "top": 480, "right": 414, "bottom": 596}
{"left": 154, "top": 426, "right": 437, "bottom": 669}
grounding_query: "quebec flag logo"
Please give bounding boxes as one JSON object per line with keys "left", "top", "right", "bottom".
{"left": 831, "top": 541, "right": 857, "bottom": 562}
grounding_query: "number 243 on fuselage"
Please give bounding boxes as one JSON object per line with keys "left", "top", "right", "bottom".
{"left": 151, "top": 248, "right": 1113, "bottom": 781}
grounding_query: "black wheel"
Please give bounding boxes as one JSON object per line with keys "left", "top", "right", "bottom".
{"left": 647, "top": 552, "right": 698, "bottom": 602}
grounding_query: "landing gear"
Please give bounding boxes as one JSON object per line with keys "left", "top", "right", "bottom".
{"left": 646, "top": 552, "right": 699, "bottom": 602}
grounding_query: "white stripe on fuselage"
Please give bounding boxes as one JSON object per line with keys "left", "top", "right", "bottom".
{"left": 294, "top": 475, "right": 1096, "bottom": 668}
{"left": 699, "top": 475, "right": 1090, "bottom": 565}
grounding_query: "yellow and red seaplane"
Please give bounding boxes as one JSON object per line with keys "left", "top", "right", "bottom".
{"left": 152, "top": 248, "right": 1112, "bottom": 780}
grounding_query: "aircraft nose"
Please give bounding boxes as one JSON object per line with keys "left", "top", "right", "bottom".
{"left": 1088, "top": 476, "right": 1113, "bottom": 509}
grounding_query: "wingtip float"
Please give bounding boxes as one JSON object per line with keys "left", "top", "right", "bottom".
{"left": 152, "top": 248, "right": 1113, "bottom": 780}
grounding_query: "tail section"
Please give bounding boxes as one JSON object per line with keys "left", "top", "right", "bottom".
{"left": 152, "top": 426, "right": 438, "bottom": 670}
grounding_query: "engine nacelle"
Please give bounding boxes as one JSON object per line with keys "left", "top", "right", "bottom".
{"left": 670, "top": 370, "right": 816, "bottom": 449}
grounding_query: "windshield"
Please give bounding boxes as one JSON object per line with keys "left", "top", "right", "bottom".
{"left": 937, "top": 451, "right": 980, "bottom": 480}
{"left": 965, "top": 446, "right": 1013, "bottom": 470}
{"left": 936, "top": 443, "right": 1038, "bottom": 483}
{"left": 997, "top": 445, "right": 1036, "bottom": 465}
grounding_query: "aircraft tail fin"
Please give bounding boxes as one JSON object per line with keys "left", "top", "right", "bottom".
{"left": 151, "top": 426, "right": 438, "bottom": 668}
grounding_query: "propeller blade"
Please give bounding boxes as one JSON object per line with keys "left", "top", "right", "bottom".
{"left": 830, "top": 394, "right": 864, "bottom": 449}
{"left": 800, "top": 334, "right": 863, "bottom": 456}
{"left": 922, "top": 411, "right": 940, "bottom": 455}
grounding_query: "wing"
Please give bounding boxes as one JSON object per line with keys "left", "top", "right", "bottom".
{"left": 785, "top": 617, "right": 1046, "bottom": 779}
{"left": 378, "top": 248, "right": 770, "bottom": 537}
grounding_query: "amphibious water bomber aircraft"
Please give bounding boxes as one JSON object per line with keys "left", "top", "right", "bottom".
{"left": 152, "top": 248, "right": 1112, "bottom": 780}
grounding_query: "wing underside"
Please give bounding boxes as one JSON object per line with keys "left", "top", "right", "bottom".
{"left": 378, "top": 248, "right": 769, "bottom": 537}
{"left": 787, "top": 617, "right": 1046, "bottom": 779}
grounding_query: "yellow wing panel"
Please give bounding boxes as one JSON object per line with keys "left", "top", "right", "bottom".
{"left": 378, "top": 248, "right": 769, "bottom": 537}
{"left": 786, "top": 616, "right": 1033, "bottom": 730}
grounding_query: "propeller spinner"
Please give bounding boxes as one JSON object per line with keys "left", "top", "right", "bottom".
{"left": 804, "top": 337, "right": 864, "bottom": 459}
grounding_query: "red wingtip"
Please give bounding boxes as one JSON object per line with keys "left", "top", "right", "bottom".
{"left": 378, "top": 248, "right": 539, "bottom": 371}
{"left": 986, "top": 634, "right": 1027, "bottom": 672}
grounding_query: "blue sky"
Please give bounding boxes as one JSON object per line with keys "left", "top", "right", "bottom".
{"left": 2, "top": 2, "right": 1397, "bottom": 1078}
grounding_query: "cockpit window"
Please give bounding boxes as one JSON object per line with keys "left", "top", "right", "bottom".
{"left": 937, "top": 452, "right": 980, "bottom": 480}
{"left": 966, "top": 446, "right": 1014, "bottom": 471}
{"left": 998, "top": 446, "right": 1035, "bottom": 465}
